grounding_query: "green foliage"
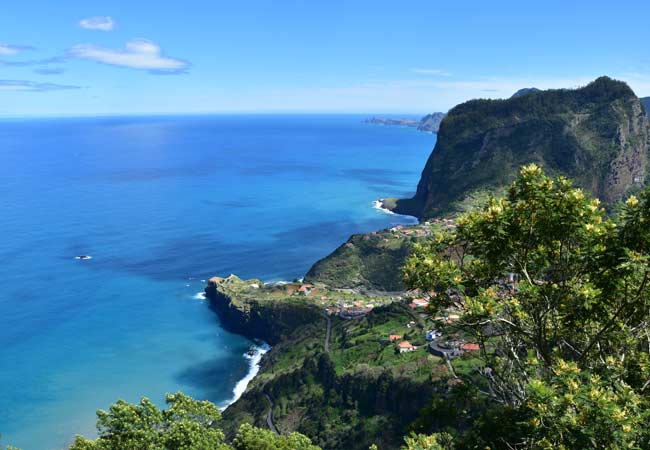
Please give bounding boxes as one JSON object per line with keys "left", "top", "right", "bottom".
{"left": 69, "top": 393, "right": 320, "bottom": 450}
{"left": 404, "top": 165, "right": 650, "bottom": 449}
{"left": 69, "top": 393, "right": 227, "bottom": 450}
{"left": 402, "top": 432, "right": 455, "bottom": 450}
{"left": 232, "top": 423, "right": 320, "bottom": 450}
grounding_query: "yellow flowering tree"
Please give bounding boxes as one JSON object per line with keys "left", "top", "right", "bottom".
{"left": 404, "top": 165, "right": 650, "bottom": 449}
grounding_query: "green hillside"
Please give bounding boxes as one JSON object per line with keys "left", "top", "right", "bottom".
{"left": 389, "top": 77, "right": 650, "bottom": 218}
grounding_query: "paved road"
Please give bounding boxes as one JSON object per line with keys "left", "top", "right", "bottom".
{"left": 264, "top": 394, "right": 279, "bottom": 434}
{"left": 324, "top": 315, "right": 332, "bottom": 353}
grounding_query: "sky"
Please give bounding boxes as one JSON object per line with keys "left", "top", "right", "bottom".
{"left": 2, "top": 0, "right": 650, "bottom": 116}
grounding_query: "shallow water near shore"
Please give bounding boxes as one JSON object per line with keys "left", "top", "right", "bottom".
{"left": 0, "top": 114, "right": 434, "bottom": 449}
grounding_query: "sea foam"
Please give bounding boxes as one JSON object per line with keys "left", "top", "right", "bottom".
{"left": 221, "top": 341, "right": 271, "bottom": 410}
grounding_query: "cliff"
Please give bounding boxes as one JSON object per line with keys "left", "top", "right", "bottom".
{"left": 642, "top": 96, "right": 650, "bottom": 117}
{"left": 388, "top": 76, "right": 650, "bottom": 218}
{"left": 205, "top": 275, "right": 323, "bottom": 345}
{"left": 417, "top": 112, "right": 446, "bottom": 133}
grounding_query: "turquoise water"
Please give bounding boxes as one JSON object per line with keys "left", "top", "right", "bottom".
{"left": 0, "top": 115, "right": 435, "bottom": 449}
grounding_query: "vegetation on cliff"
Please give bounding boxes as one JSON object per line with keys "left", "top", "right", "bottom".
{"left": 391, "top": 77, "right": 650, "bottom": 218}
{"left": 219, "top": 300, "right": 473, "bottom": 450}
{"left": 205, "top": 274, "right": 474, "bottom": 450}
{"left": 642, "top": 96, "right": 650, "bottom": 117}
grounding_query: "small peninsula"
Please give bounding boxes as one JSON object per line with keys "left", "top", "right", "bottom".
{"left": 363, "top": 112, "right": 446, "bottom": 133}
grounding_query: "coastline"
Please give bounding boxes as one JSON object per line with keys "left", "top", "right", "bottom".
{"left": 212, "top": 200, "right": 420, "bottom": 412}
{"left": 372, "top": 199, "right": 419, "bottom": 223}
{"left": 221, "top": 341, "right": 271, "bottom": 411}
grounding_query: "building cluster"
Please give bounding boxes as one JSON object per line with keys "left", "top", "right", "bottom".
{"left": 389, "top": 224, "right": 430, "bottom": 238}
{"left": 325, "top": 299, "right": 375, "bottom": 319}
{"left": 427, "top": 331, "right": 480, "bottom": 359}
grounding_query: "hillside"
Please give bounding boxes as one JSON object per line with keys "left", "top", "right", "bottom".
{"left": 206, "top": 277, "right": 479, "bottom": 450}
{"left": 511, "top": 87, "right": 540, "bottom": 98}
{"left": 304, "top": 219, "right": 459, "bottom": 292}
{"left": 386, "top": 76, "right": 650, "bottom": 218}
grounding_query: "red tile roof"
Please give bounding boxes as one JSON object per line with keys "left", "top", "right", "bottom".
{"left": 461, "top": 343, "right": 480, "bottom": 352}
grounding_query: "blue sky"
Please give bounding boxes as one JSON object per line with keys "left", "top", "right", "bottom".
{"left": 2, "top": 0, "right": 650, "bottom": 116}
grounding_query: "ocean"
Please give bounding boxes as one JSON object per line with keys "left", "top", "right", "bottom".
{"left": 0, "top": 115, "right": 435, "bottom": 449}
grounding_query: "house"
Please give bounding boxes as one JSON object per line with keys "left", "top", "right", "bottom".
{"left": 425, "top": 330, "right": 441, "bottom": 341}
{"left": 389, "top": 334, "right": 402, "bottom": 342}
{"left": 299, "top": 284, "right": 314, "bottom": 295}
{"left": 461, "top": 343, "right": 480, "bottom": 352}
{"left": 410, "top": 298, "right": 429, "bottom": 308}
{"left": 285, "top": 284, "right": 301, "bottom": 296}
{"left": 398, "top": 341, "right": 416, "bottom": 353}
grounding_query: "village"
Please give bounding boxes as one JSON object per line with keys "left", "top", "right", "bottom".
{"left": 270, "top": 275, "right": 485, "bottom": 362}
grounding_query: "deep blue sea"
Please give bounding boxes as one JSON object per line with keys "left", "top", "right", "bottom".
{"left": 0, "top": 115, "right": 435, "bottom": 449}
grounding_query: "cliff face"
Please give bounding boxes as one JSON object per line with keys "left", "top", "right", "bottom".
{"left": 391, "top": 77, "right": 650, "bottom": 218}
{"left": 641, "top": 97, "right": 650, "bottom": 117}
{"left": 417, "top": 112, "right": 446, "bottom": 133}
{"left": 364, "top": 112, "right": 447, "bottom": 133}
{"left": 205, "top": 276, "right": 323, "bottom": 345}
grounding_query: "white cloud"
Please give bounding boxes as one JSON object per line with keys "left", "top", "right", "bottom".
{"left": 0, "top": 43, "right": 32, "bottom": 56}
{"left": 68, "top": 39, "right": 188, "bottom": 73}
{"left": 79, "top": 16, "right": 115, "bottom": 31}
{"left": 410, "top": 68, "right": 452, "bottom": 77}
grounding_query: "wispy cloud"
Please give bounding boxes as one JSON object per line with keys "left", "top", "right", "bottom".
{"left": 0, "top": 56, "right": 65, "bottom": 67}
{"left": 0, "top": 43, "right": 33, "bottom": 56}
{"left": 33, "top": 67, "right": 65, "bottom": 75}
{"left": 410, "top": 68, "right": 452, "bottom": 77}
{"left": 0, "top": 79, "right": 81, "bottom": 92}
{"left": 79, "top": 16, "right": 115, "bottom": 31}
{"left": 68, "top": 39, "right": 189, "bottom": 74}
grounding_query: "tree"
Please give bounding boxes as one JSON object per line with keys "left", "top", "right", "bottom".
{"left": 404, "top": 165, "right": 650, "bottom": 449}
{"left": 232, "top": 423, "right": 320, "bottom": 450}
{"left": 70, "top": 392, "right": 228, "bottom": 450}
{"left": 69, "top": 392, "right": 321, "bottom": 450}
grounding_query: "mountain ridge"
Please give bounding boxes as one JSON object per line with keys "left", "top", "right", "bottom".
{"left": 388, "top": 76, "right": 650, "bottom": 219}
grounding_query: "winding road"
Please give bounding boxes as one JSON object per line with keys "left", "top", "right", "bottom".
{"left": 264, "top": 393, "right": 279, "bottom": 435}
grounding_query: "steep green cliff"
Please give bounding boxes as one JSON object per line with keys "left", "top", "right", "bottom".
{"left": 390, "top": 77, "right": 650, "bottom": 218}
{"left": 641, "top": 96, "right": 650, "bottom": 117}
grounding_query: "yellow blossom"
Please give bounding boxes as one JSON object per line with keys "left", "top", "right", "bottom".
{"left": 626, "top": 195, "right": 639, "bottom": 208}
